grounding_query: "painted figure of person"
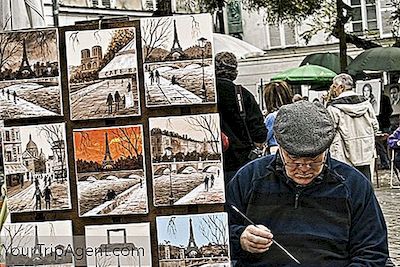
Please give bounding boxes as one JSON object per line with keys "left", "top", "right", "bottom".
{"left": 106, "top": 93, "right": 113, "bottom": 114}
{"left": 362, "top": 83, "right": 377, "bottom": 112}
{"left": 43, "top": 186, "right": 52, "bottom": 209}
{"left": 13, "top": 91, "right": 17, "bottom": 104}
{"left": 33, "top": 187, "right": 43, "bottom": 210}
{"left": 149, "top": 70, "right": 154, "bottom": 85}
{"left": 210, "top": 174, "right": 215, "bottom": 188}
{"left": 155, "top": 69, "right": 160, "bottom": 85}
{"left": 114, "top": 91, "right": 121, "bottom": 111}
{"left": 6, "top": 88, "right": 10, "bottom": 100}
{"left": 390, "top": 85, "right": 400, "bottom": 106}
{"left": 204, "top": 175, "right": 209, "bottom": 191}
{"left": 106, "top": 189, "right": 116, "bottom": 201}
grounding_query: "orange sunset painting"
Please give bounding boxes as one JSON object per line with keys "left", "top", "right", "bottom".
{"left": 73, "top": 125, "right": 147, "bottom": 217}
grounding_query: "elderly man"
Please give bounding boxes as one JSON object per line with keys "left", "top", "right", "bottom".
{"left": 228, "top": 101, "right": 388, "bottom": 266}
{"left": 327, "top": 73, "right": 379, "bottom": 180}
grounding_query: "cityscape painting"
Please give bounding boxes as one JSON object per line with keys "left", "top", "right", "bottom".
{"left": 141, "top": 14, "right": 216, "bottom": 107}
{"left": 73, "top": 125, "right": 147, "bottom": 217}
{"left": 85, "top": 222, "right": 151, "bottom": 267}
{"left": 1, "top": 220, "right": 74, "bottom": 266}
{"left": 0, "top": 29, "right": 62, "bottom": 120}
{"left": 65, "top": 27, "right": 140, "bottom": 120}
{"left": 2, "top": 123, "right": 71, "bottom": 213}
{"left": 149, "top": 114, "right": 225, "bottom": 206}
{"left": 58, "top": 0, "right": 155, "bottom": 11}
{"left": 157, "top": 213, "right": 230, "bottom": 267}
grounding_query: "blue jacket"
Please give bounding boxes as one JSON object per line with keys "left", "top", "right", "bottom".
{"left": 227, "top": 154, "right": 388, "bottom": 267}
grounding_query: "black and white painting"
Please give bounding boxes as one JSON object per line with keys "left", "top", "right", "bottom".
{"left": 0, "top": 29, "right": 62, "bottom": 120}
{"left": 1, "top": 220, "right": 74, "bottom": 266}
{"left": 59, "top": 0, "right": 155, "bottom": 11}
{"left": 157, "top": 213, "right": 230, "bottom": 267}
{"left": 141, "top": 14, "right": 216, "bottom": 107}
{"left": 385, "top": 83, "right": 400, "bottom": 115}
{"left": 149, "top": 114, "right": 225, "bottom": 206}
{"left": 66, "top": 27, "right": 140, "bottom": 120}
{"left": 85, "top": 222, "right": 151, "bottom": 267}
{"left": 355, "top": 79, "right": 381, "bottom": 115}
{"left": 2, "top": 123, "right": 71, "bottom": 213}
{"left": 73, "top": 125, "right": 147, "bottom": 217}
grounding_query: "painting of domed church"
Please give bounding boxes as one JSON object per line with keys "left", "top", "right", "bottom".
{"left": 73, "top": 125, "right": 147, "bottom": 217}
{"left": 65, "top": 27, "right": 140, "bottom": 120}
{"left": 0, "top": 29, "right": 62, "bottom": 120}
{"left": 2, "top": 123, "right": 71, "bottom": 213}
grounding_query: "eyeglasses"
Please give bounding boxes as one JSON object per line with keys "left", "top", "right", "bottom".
{"left": 280, "top": 150, "right": 326, "bottom": 170}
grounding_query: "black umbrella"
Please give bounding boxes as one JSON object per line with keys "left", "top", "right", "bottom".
{"left": 300, "top": 52, "right": 353, "bottom": 74}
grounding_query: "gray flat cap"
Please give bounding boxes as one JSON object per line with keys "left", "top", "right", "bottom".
{"left": 273, "top": 100, "right": 336, "bottom": 157}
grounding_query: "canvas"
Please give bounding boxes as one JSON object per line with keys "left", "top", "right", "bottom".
{"left": 141, "top": 14, "right": 216, "bottom": 107}
{"left": 384, "top": 83, "right": 400, "bottom": 115}
{"left": 85, "top": 222, "right": 151, "bottom": 266}
{"left": 73, "top": 125, "right": 147, "bottom": 217}
{"left": 0, "top": 29, "right": 62, "bottom": 120}
{"left": 355, "top": 79, "right": 381, "bottom": 115}
{"left": 1, "top": 220, "right": 74, "bottom": 266}
{"left": 2, "top": 123, "right": 71, "bottom": 213}
{"left": 65, "top": 27, "right": 140, "bottom": 120}
{"left": 156, "top": 213, "right": 230, "bottom": 267}
{"left": 149, "top": 114, "right": 225, "bottom": 206}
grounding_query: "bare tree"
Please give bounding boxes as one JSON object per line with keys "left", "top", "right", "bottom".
{"left": 75, "top": 131, "right": 91, "bottom": 157}
{"left": 0, "top": 32, "right": 22, "bottom": 71}
{"left": 198, "top": 214, "right": 228, "bottom": 249}
{"left": 141, "top": 17, "right": 172, "bottom": 61}
{"left": 185, "top": 115, "right": 221, "bottom": 154}
{"left": 110, "top": 127, "right": 142, "bottom": 158}
{"left": 2, "top": 224, "right": 34, "bottom": 254}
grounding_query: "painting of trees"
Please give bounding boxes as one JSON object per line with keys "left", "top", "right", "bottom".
{"left": 199, "top": 214, "right": 228, "bottom": 251}
{"left": 185, "top": 115, "right": 221, "bottom": 154}
{"left": 141, "top": 17, "right": 172, "bottom": 62}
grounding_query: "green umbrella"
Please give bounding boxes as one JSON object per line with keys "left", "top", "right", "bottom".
{"left": 300, "top": 52, "right": 353, "bottom": 74}
{"left": 347, "top": 47, "right": 400, "bottom": 75}
{"left": 271, "top": 64, "right": 337, "bottom": 83}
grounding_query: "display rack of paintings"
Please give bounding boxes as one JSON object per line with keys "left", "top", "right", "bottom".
{"left": 1, "top": 220, "right": 74, "bottom": 266}
{"left": 73, "top": 125, "right": 148, "bottom": 217}
{"left": 0, "top": 29, "right": 62, "bottom": 120}
{"left": 85, "top": 222, "right": 151, "bottom": 267}
{"left": 2, "top": 123, "right": 71, "bottom": 213}
{"left": 65, "top": 26, "right": 141, "bottom": 120}
{"left": 58, "top": 0, "right": 156, "bottom": 11}
{"left": 141, "top": 14, "right": 216, "bottom": 107}
{"left": 156, "top": 212, "right": 230, "bottom": 267}
{"left": 149, "top": 113, "right": 225, "bottom": 206}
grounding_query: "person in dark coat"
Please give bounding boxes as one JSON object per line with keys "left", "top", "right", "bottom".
{"left": 114, "top": 91, "right": 121, "bottom": 111}
{"left": 106, "top": 93, "right": 113, "bottom": 114}
{"left": 376, "top": 91, "right": 393, "bottom": 169}
{"left": 215, "top": 52, "right": 267, "bottom": 184}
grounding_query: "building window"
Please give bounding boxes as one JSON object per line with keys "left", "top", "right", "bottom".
{"left": 265, "top": 20, "right": 298, "bottom": 49}
{"left": 349, "top": 0, "right": 379, "bottom": 35}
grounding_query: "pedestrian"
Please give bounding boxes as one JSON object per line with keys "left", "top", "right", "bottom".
{"left": 215, "top": 52, "right": 267, "bottom": 184}
{"left": 1, "top": 88, "right": 4, "bottom": 96}
{"left": 149, "top": 70, "right": 154, "bottom": 85}
{"left": 327, "top": 73, "right": 379, "bottom": 180}
{"left": 210, "top": 174, "right": 215, "bottom": 188}
{"left": 114, "top": 91, "right": 121, "bottom": 111}
{"left": 33, "top": 187, "right": 43, "bottom": 210}
{"left": 377, "top": 89, "right": 393, "bottom": 169}
{"left": 228, "top": 100, "right": 388, "bottom": 266}
{"left": 106, "top": 93, "right": 113, "bottom": 114}
{"left": 139, "top": 178, "right": 143, "bottom": 188}
{"left": 13, "top": 91, "right": 17, "bottom": 104}
{"left": 263, "top": 81, "right": 293, "bottom": 155}
{"left": 6, "top": 88, "right": 10, "bottom": 100}
{"left": 43, "top": 186, "right": 52, "bottom": 209}
{"left": 204, "top": 175, "right": 209, "bottom": 191}
{"left": 155, "top": 69, "right": 160, "bottom": 85}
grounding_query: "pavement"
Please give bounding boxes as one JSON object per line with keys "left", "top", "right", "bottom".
{"left": 374, "top": 169, "right": 400, "bottom": 266}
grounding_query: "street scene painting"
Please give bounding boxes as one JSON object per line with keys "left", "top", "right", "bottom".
{"left": 356, "top": 79, "right": 381, "bottom": 115}
{"left": 2, "top": 123, "right": 71, "bottom": 213}
{"left": 149, "top": 114, "right": 225, "bottom": 206}
{"left": 0, "top": 29, "right": 62, "bottom": 120}
{"left": 141, "top": 14, "right": 216, "bottom": 107}
{"left": 157, "top": 213, "right": 230, "bottom": 267}
{"left": 1, "top": 220, "right": 74, "bottom": 266}
{"left": 85, "top": 222, "right": 151, "bottom": 267}
{"left": 66, "top": 27, "right": 140, "bottom": 120}
{"left": 58, "top": 0, "right": 154, "bottom": 11}
{"left": 73, "top": 125, "right": 147, "bottom": 217}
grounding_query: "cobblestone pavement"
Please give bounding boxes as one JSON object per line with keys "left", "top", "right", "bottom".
{"left": 374, "top": 169, "right": 400, "bottom": 266}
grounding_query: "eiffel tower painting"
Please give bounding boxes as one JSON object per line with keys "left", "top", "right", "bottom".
{"left": 16, "top": 39, "right": 35, "bottom": 79}
{"left": 165, "top": 19, "right": 186, "bottom": 61}
{"left": 185, "top": 218, "right": 201, "bottom": 258}
{"left": 102, "top": 132, "right": 114, "bottom": 170}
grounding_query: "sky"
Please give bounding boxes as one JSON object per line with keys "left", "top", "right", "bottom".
{"left": 141, "top": 13, "right": 213, "bottom": 51}
{"left": 74, "top": 126, "right": 143, "bottom": 163}
{"left": 156, "top": 213, "right": 228, "bottom": 247}
{"left": 65, "top": 27, "right": 135, "bottom": 67}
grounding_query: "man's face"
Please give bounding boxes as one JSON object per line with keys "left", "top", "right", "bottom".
{"left": 280, "top": 148, "right": 326, "bottom": 185}
{"left": 390, "top": 87, "right": 399, "bottom": 101}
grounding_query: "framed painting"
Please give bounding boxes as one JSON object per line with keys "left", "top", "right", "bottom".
{"left": 156, "top": 213, "right": 230, "bottom": 267}
{"left": 0, "top": 29, "right": 62, "bottom": 120}
{"left": 355, "top": 79, "right": 381, "bottom": 115}
{"left": 149, "top": 114, "right": 225, "bottom": 206}
{"left": 2, "top": 123, "right": 71, "bottom": 213}
{"left": 65, "top": 27, "right": 140, "bottom": 120}
{"left": 85, "top": 222, "right": 151, "bottom": 266}
{"left": 141, "top": 14, "right": 216, "bottom": 107}
{"left": 1, "top": 220, "right": 74, "bottom": 266}
{"left": 73, "top": 125, "right": 147, "bottom": 217}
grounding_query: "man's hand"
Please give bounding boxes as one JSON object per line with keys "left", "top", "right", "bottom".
{"left": 240, "top": 225, "right": 274, "bottom": 253}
